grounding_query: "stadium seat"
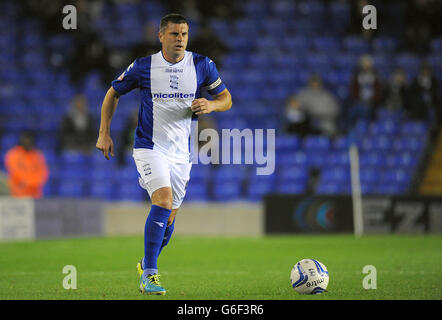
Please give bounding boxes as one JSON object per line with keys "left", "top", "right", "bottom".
{"left": 277, "top": 165, "right": 309, "bottom": 183}
{"left": 303, "top": 135, "right": 331, "bottom": 152}
{"left": 276, "top": 181, "right": 307, "bottom": 194}
{"left": 89, "top": 181, "right": 115, "bottom": 200}
{"left": 58, "top": 181, "right": 85, "bottom": 198}
{"left": 316, "top": 183, "right": 351, "bottom": 195}
{"left": 116, "top": 182, "right": 145, "bottom": 202}
{"left": 369, "top": 121, "right": 399, "bottom": 136}
{"left": 392, "top": 136, "right": 426, "bottom": 153}
{"left": 320, "top": 166, "right": 350, "bottom": 184}
{"left": 275, "top": 135, "right": 302, "bottom": 151}
{"left": 343, "top": 36, "right": 370, "bottom": 54}
{"left": 213, "top": 181, "right": 242, "bottom": 201}
{"left": 373, "top": 36, "right": 398, "bottom": 52}
{"left": 312, "top": 36, "right": 341, "bottom": 52}
{"left": 400, "top": 121, "right": 428, "bottom": 137}
{"left": 359, "top": 152, "right": 386, "bottom": 167}
{"left": 186, "top": 182, "right": 209, "bottom": 202}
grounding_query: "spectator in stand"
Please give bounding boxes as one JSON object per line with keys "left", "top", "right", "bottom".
{"left": 407, "top": 63, "right": 440, "bottom": 124}
{"left": 349, "top": 54, "right": 383, "bottom": 122}
{"left": 60, "top": 94, "right": 96, "bottom": 154}
{"left": 384, "top": 68, "right": 409, "bottom": 112}
{"left": 285, "top": 75, "right": 340, "bottom": 137}
{"left": 4, "top": 131, "right": 49, "bottom": 199}
{"left": 284, "top": 94, "right": 311, "bottom": 137}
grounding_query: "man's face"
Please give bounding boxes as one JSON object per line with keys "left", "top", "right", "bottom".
{"left": 159, "top": 22, "right": 189, "bottom": 60}
{"left": 20, "top": 135, "right": 34, "bottom": 151}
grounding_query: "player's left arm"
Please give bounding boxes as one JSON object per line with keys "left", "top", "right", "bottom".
{"left": 191, "top": 88, "right": 232, "bottom": 115}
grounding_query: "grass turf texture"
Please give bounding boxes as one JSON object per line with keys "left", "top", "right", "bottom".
{"left": 0, "top": 234, "right": 440, "bottom": 300}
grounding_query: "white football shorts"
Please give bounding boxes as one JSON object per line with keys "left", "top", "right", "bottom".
{"left": 133, "top": 148, "right": 192, "bottom": 209}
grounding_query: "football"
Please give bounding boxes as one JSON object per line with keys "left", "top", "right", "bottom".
{"left": 290, "top": 259, "right": 329, "bottom": 294}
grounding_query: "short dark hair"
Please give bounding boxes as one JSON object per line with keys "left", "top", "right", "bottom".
{"left": 159, "top": 13, "right": 188, "bottom": 32}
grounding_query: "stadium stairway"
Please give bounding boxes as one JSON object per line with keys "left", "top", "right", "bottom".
{"left": 419, "top": 127, "right": 442, "bottom": 195}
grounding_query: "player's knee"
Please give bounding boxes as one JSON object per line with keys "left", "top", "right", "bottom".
{"left": 152, "top": 187, "right": 173, "bottom": 210}
{"left": 154, "top": 198, "right": 173, "bottom": 210}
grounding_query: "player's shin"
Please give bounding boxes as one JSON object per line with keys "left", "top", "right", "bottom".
{"left": 143, "top": 205, "right": 171, "bottom": 276}
{"left": 159, "top": 219, "right": 175, "bottom": 254}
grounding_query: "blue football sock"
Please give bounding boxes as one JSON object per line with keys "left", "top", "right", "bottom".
{"left": 142, "top": 205, "right": 171, "bottom": 276}
{"left": 159, "top": 219, "right": 175, "bottom": 254}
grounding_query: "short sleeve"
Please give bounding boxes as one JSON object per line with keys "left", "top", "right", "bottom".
{"left": 111, "top": 60, "right": 140, "bottom": 95}
{"left": 203, "top": 57, "right": 226, "bottom": 96}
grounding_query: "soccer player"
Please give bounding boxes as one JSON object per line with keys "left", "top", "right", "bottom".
{"left": 96, "top": 13, "right": 232, "bottom": 295}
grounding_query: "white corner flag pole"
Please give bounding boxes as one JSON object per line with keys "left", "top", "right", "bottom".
{"left": 349, "top": 143, "right": 364, "bottom": 237}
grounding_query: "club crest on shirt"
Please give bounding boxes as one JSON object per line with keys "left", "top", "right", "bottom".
{"left": 170, "top": 74, "right": 179, "bottom": 90}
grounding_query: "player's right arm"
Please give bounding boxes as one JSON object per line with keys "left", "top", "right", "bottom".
{"left": 96, "top": 87, "right": 120, "bottom": 160}
{"left": 96, "top": 59, "right": 141, "bottom": 160}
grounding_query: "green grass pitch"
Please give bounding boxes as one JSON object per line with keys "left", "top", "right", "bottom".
{"left": 0, "top": 234, "right": 441, "bottom": 300}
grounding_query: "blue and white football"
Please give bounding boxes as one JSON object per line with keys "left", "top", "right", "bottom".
{"left": 290, "top": 259, "right": 329, "bottom": 294}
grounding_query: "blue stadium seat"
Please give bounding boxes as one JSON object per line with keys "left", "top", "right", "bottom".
{"left": 375, "top": 184, "right": 406, "bottom": 195}
{"left": 373, "top": 36, "right": 398, "bottom": 52}
{"left": 222, "top": 54, "right": 246, "bottom": 69}
{"left": 369, "top": 120, "right": 399, "bottom": 136}
{"left": 361, "top": 135, "right": 393, "bottom": 152}
{"left": 276, "top": 181, "right": 307, "bottom": 194}
{"left": 247, "top": 180, "right": 275, "bottom": 201}
{"left": 392, "top": 136, "right": 426, "bottom": 153}
{"left": 43, "top": 179, "right": 58, "bottom": 197}
{"left": 277, "top": 165, "right": 309, "bottom": 183}
{"left": 430, "top": 38, "right": 442, "bottom": 52}
{"left": 303, "top": 135, "right": 331, "bottom": 152}
{"left": 282, "top": 36, "right": 311, "bottom": 52}
{"left": 359, "top": 152, "right": 386, "bottom": 167}
{"left": 380, "top": 169, "right": 412, "bottom": 185}
{"left": 316, "top": 183, "right": 350, "bottom": 195}
{"left": 275, "top": 135, "right": 301, "bottom": 151}
{"left": 312, "top": 36, "right": 341, "bottom": 52}
{"left": 60, "top": 151, "right": 89, "bottom": 166}
{"left": 326, "top": 151, "right": 350, "bottom": 167}
{"left": 359, "top": 168, "right": 379, "bottom": 185}
{"left": 117, "top": 182, "right": 145, "bottom": 201}
{"left": 185, "top": 182, "right": 209, "bottom": 201}
{"left": 386, "top": 152, "right": 420, "bottom": 169}
{"left": 332, "top": 136, "right": 350, "bottom": 150}
{"left": 400, "top": 121, "right": 428, "bottom": 137}
{"left": 58, "top": 181, "right": 85, "bottom": 197}
{"left": 278, "top": 151, "right": 307, "bottom": 167}
{"left": 190, "top": 164, "right": 211, "bottom": 182}
{"left": 58, "top": 164, "right": 90, "bottom": 181}
{"left": 213, "top": 166, "right": 247, "bottom": 183}
{"left": 1, "top": 134, "right": 19, "bottom": 150}
{"left": 261, "top": 19, "right": 286, "bottom": 34}
{"left": 213, "top": 181, "right": 242, "bottom": 201}
{"left": 320, "top": 166, "right": 350, "bottom": 184}
{"left": 396, "top": 54, "right": 421, "bottom": 77}
{"left": 343, "top": 36, "right": 370, "bottom": 53}
{"left": 89, "top": 181, "right": 115, "bottom": 200}
{"left": 361, "top": 183, "right": 377, "bottom": 195}
{"left": 118, "top": 165, "right": 140, "bottom": 183}
{"left": 269, "top": 0, "right": 295, "bottom": 17}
